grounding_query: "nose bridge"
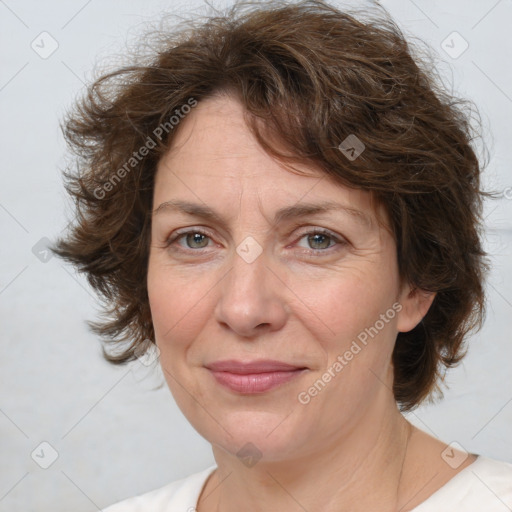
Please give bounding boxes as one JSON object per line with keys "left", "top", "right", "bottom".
{"left": 214, "top": 234, "right": 288, "bottom": 335}
{"left": 225, "top": 195, "right": 272, "bottom": 294}
{"left": 226, "top": 236, "right": 271, "bottom": 308}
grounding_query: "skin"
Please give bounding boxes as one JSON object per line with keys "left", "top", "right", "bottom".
{"left": 147, "top": 92, "right": 476, "bottom": 512}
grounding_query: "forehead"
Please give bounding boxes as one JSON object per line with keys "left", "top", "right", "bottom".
{"left": 154, "top": 94, "right": 384, "bottom": 230}
{"left": 160, "top": 93, "right": 289, "bottom": 175}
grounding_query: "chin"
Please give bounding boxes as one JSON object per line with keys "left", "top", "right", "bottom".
{"left": 198, "top": 407, "right": 311, "bottom": 463}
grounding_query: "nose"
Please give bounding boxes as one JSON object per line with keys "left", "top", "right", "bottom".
{"left": 214, "top": 243, "right": 289, "bottom": 338}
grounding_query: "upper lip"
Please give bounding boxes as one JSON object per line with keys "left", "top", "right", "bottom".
{"left": 206, "top": 359, "right": 306, "bottom": 374}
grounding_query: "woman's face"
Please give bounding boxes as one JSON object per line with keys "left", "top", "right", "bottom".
{"left": 147, "top": 93, "right": 429, "bottom": 462}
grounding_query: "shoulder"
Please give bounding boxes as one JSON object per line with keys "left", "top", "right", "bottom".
{"left": 413, "top": 456, "right": 512, "bottom": 512}
{"left": 103, "top": 465, "right": 217, "bottom": 512}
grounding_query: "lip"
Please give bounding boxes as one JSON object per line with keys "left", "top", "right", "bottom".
{"left": 206, "top": 359, "right": 307, "bottom": 394}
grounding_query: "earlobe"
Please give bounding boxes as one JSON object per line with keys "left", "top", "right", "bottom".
{"left": 396, "top": 285, "right": 436, "bottom": 333}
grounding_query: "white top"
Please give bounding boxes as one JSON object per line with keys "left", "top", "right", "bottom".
{"left": 103, "top": 456, "right": 512, "bottom": 511}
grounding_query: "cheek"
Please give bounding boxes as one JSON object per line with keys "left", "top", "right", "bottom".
{"left": 147, "top": 265, "right": 211, "bottom": 407}
{"left": 147, "top": 261, "right": 207, "bottom": 353}
{"left": 293, "top": 268, "right": 400, "bottom": 408}
{"left": 292, "top": 268, "right": 394, "bottom": 345}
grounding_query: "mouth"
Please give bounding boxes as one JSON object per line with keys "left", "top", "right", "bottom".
{"left": 205, "top": 359, "right": 308, "bottom": 394}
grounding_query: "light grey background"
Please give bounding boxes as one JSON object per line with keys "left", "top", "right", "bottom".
{"left": 1, "top": 0, "right": 511, "bottom": 510}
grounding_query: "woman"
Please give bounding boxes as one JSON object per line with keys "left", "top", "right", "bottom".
{"left": 53, "top": 0, "right": 512, "bottom": 510}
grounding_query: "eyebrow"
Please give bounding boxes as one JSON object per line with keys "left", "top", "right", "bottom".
{"left": 152, "top": 199, "right": 373, "bottom": 229}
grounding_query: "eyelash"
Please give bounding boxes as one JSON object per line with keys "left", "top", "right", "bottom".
{"left": 164, "top": 227, "right": 347, "bottom": 257}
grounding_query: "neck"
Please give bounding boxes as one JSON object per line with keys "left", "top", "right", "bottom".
{"left": 199, "top": 397, "right": 414, "bottom": 512}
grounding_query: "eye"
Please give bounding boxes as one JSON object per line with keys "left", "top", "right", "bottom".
{"left": 164, "top": 227, "right": 347, "bottom": 256}
{"left": 294, "top": 229, "right": 346, "bottom": 254}
{"left": 165, "top": 229, "right": 214, "bottom": 251}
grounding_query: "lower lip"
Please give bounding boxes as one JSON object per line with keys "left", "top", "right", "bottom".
{"left": 209, "top": 369, "right": 305, "bottom": 393}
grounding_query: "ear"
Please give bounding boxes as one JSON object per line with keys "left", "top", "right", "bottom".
{"left": 396, "top": 284, "right": 436, "bottom": 333}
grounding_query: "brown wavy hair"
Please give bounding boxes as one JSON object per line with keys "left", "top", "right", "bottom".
{"left": 52, "top": 0, "right": 492, "bottom": 411}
